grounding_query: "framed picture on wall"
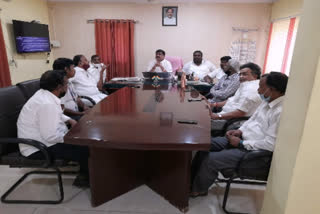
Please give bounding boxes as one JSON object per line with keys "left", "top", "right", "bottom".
{"left": 162, "top": 6, "right": 178, "bottom": 26}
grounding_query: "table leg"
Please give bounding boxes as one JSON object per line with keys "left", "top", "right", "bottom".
{"left": 145, "top": 151, "right": 192, "bottom": 211}
{"left": 89, "top": 148, "right": 145, "bottom": 207}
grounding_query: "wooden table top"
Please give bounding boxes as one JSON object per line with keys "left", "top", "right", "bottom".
{"left": 64, "top": 86, "right": 210, "bottom": 151}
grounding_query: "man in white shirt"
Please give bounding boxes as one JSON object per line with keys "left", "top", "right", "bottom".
{"left": 71, "top": 55, "right": 107, "bottom": 104}
{"left": 163, "top": 7, "right": 176, "bottom": 26}
{"left": 191, "top": 72, "right": 288, "bottom": 196}
{"left": 204, "top": 56, "right": 231, "bottom": 83}
{"left": 88, "top": 55, "right": 107, "bottom": 85}
{"left": 147, "top": 49, "right": 173, "bottom": 73}
{"left": 183, "top": 50, "right": 217, "bottom": 81}
{"left": 209, "top": 63, "right": 262, "bottom": 130}
{"left": 17, "top": 70, "right": 89, "bottom": 187}
{"left": 53, "top": 58, "right": 89, "bottom": 120}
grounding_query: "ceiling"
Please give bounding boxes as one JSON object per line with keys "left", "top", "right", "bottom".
{"left": 47, "top": 0, "right": 278, "bottom": 3}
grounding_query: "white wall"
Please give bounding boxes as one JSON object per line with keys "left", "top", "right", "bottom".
{"left": 48, "top": 2, "right": 271, "bottom": 77}
{"left": 0, "top": 0, "right": 54, "bottom": 84}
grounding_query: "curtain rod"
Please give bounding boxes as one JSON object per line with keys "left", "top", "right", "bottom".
{"left": 87, "top": 19, "right": 138, "bottom": 24}
{"left": 271, "top": 14, "right": 301, "bottom": 23}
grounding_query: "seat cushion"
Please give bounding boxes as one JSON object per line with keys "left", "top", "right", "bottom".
{"left": 1, "top": 152, "right": 68, "bottom": 168}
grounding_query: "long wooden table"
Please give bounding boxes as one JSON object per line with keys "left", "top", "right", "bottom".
{"left": 64, "top": 85, "right": 210, "bottom": 212}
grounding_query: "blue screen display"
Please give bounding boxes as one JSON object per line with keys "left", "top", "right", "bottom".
{"left": 15, "top": 36, "right": 50, "bottom": 53}
{"left": 13, "top": 20, "right": 51, "bottom": 53}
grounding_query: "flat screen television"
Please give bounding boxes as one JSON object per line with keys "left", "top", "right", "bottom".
{"left": 13, "top": 20, "right": 51, "bottom": 53}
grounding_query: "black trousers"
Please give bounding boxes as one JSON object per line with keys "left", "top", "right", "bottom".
{"left": 28, "top": 143, "right": 89, "bottom": 174}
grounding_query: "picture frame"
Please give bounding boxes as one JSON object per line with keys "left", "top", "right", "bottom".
{"left": 162, "top": 6, "right": 178, "bottom": 26}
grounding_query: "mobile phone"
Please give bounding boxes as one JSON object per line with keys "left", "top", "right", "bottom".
{"left": 177, "top": 120, "right": 198, "bottom": 125}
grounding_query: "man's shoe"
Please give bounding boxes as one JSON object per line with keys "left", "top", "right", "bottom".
{"left": 72, "top": 174, "right": 90, "bottom": 188}
{"left": 189, "top": 191, "right": 208, "bottom": 198}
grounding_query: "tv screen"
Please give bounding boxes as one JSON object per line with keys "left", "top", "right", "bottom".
{"left": 13, "top": 20, "right": 51, "bottom": 53}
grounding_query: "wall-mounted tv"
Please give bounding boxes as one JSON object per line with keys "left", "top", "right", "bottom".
{"left": 13, "top": 20, "right": 51, "bottom": 53}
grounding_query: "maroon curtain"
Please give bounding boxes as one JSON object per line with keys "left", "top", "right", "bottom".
{"left": 0, "top": 20, "right": 12, "bottom": 87}
{"left": 95, "top": 19, "right": 135, "bottom": 81}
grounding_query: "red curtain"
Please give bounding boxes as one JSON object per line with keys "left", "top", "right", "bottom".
{"left": 95, "top": 19, "right": 135, "bottom": 81}
{"left": 0, "top": 20, "right": 12, "bottom": 87}
{"left": 281, "top": 17, "right": 296, "bottom": 73}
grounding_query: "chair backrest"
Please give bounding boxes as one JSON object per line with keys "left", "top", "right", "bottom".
{"left": 16, "top": 79, "right": 40, "bottom": 100}
{"left": 165, "top": 56, "right": 183, "bottom": 75}
{"left": 0, "top": 86, "right": 27, "bottom": 156}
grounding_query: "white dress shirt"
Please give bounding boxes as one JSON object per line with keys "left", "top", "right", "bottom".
{"left": 163, "top": 17, "right": 176, "bottom": 25}
{"left": 211, "top": 68, "right": 226, "bottom": 81}
{"left": 17, "top": 89, "right": 70, "bottom": 157}
{"left": 60, "top": 80, "right": 79, "bottom": 112}
{"left": 221, "top": 80, "right": 261, "bottom": 116}
{"left": 147, "top": 59, "right": 173, "bottom": 73}
{"left": 183, "top": 60, "right": 217, "bottom": 80}
{"left": 88, "top": 63, "right": 107, "bottom": 84}
{"left": 239, "top": 96, "right": 285, "bottom": 152}
{"left": 70, "top": 67, "right": 107, "bottom": 103}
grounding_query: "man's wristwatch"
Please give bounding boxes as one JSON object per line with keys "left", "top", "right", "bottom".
{"left": 218, "top": 114, "right": 222, "bottom": 119}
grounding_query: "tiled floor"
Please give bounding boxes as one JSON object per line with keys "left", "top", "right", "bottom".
{"left": 0, "top": 166, "right": 265, "bottom": 214}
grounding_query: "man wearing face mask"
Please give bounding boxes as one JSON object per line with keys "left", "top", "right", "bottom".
{"left": 183, "top": 50, "right": 217, "bottom": 82}
{"left": 70, "top": 55, "right": 107, "bottom": 104}
{"left": 206, "top": 58, "right": 240, "bottom": 103}
{"left": 190, "top": 72, "right": 288, "bottom": 197}
{"left": 17, "top": 70, "right": 90, "bottom": 187}
{"left": 88, "top": 55, "right": 107, "bottom": 86}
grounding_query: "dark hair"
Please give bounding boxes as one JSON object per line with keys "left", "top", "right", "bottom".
{"left": 73, "top": 55, "right": 84, "bottom": 66}
{"left": 166, "top": 7, "right": 174, "bottom": 13}
{"left": 265, "top": 72, "right": 288, "bottom": 94}
{"left": 240, "top": 62, "right": 261, "bottom": 79}
{"left": 40, "top": 70, "right": 67, "bottom": 92}
{"left": 193, "top": 50, "right": 203, "bottom": 57}
{"left": 91, "top": 54, "right": 99, "bottom": 61}
{"left": 156, "top": 49, "right": 165, "bottom": 56}
{"left": 220, "top": 56, "right": 232, "bottom": 62}
{"left": 53, "top": 58, "right": 74, "bottom": 70}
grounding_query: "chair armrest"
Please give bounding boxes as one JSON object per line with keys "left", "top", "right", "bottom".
{"left": 241, "top": 150, "right": 273, "bottom": 163}
{"left": 0, "top": 138, "right": 51, "bottom": 168}
{"left": 79, "top": 96, "right": 96, "bottom": 106}
{"left": 223, "top": 116, "right": 250, "bottom": 131}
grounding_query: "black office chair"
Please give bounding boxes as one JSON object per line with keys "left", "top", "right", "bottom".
{"left": 16, "top": 79, "right": 40, "bottom": 100}
{"left": 0, "top": 85, "right": 77, "bottom": 204}
{"left": 218, "top": 150, "right": 273, "bottom": 214}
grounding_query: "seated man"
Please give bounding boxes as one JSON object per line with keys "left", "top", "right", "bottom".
{"left": 88, "top": 54, "right": 107, "bottom": 85}
{"left": 207, "top": 58, "right": 240, "bottom": 103}
{"left": 17, "top": 70, "right": 89, "bottom": 187}
{"left": 204, "top": 56, "right": 231, "bottom": 83}
{"left": 147, "top": 49, "right": 173, "bottom": 73}
{"left": 53, "top": 58, "right": 89, "bottom": 120}
{"left": 183, "top": 50, "right": 217, "bottom": 82}
{"left": 191, "top": 72, "right": 288, "bottom": 196}
{"left": 209, "top": 63, "right": 262, "bottom": 130}
{"left": 71, "top": 55, "right": 107, "bottom": 104}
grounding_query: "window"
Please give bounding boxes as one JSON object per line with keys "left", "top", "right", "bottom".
{"left": 263, "top": 17, "right": 300, "bottom": 75}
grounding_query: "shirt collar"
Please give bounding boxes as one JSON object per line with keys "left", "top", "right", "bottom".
{"left": 268, "top": 96, "right": 285, "bottom": 108}
{"left": 41, "top": 89, "right": 61, "bottom": 105}
{"left": 192, "top": 60, "right": 205, "bottom": 66}
{"left": 225, "top": 72, "right": 238, "bottom": 80}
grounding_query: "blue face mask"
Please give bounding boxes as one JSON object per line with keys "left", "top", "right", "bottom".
{"left": 260, "top": 94, "right": 271, "bottom": 102}
{"left": 259, "top": 88, "right": 271, "bottom": 102}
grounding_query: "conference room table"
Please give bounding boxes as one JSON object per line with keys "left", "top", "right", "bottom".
{"left": 64, "top": 84, "right": 211, "bottom": 212}
{"left": 103, "top": 79, "right": 213, "bottom": 95}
